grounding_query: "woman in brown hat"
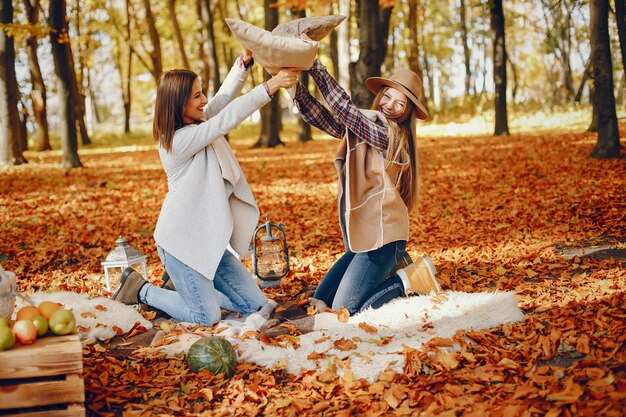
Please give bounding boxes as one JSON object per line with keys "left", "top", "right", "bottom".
{"left": 292, "top": 59, "right": 440, "bottom": 315}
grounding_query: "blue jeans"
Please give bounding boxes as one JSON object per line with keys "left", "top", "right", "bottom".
{"left": 138, "top": 247, "right": 267, "bottom": 326}
{"left": 314, "top": 240, "right": 411, "bottom": 314}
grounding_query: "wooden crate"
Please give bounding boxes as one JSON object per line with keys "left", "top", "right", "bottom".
{"left": 0, "top": 334, "right": 85, "bottom": 417}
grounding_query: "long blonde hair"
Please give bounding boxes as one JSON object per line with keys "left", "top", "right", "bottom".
{"left": 371, "top": 88, "right": 420, "bottom": 211}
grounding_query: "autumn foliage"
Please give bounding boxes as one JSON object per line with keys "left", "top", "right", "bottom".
{"left": 1, "top": 128, "right": 625, "bottom": 416}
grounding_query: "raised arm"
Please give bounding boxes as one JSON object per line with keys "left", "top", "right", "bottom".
{"left": 307, "top": 60, "right": 389, "bottom": 153}
{"left": 169, "top": 68, "right": 298, "bottom": 161}
{"left": 170, "top": 85, "right": 270, "bottom": 161}
{"left": 204, "top": 55, "right": 253, "bottom": 119}
{"left": 293, "top": 83, "right": 345, "bottom": 139}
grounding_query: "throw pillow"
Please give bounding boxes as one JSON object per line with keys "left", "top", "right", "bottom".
{"left": 272, "top": 15, "right": 346, "bottom": 41}
{"left": 225, "top": 15, "right": 346, "bottom": 75}
{"left": 225, "top": 18, "right": 318, "bottom": 75}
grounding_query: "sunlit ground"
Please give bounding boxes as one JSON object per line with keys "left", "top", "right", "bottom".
{"left": 33, "top": 105, "right": 605, "bottom": 155}
{"left": 419, "top": 107, "right": 594, "bottom": 138}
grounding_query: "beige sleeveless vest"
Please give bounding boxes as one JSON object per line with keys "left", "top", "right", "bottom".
{"left": 333, "top": 110, "right": 410, "bottom": 252}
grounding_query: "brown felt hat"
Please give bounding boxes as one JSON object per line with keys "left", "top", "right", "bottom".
{"left": 366, "top": 69, "right": 429, "bottom": 120}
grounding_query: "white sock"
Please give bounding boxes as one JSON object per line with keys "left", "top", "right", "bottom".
{"left": 239, "top": 299, "right": 277, "bottom": 333}
{"left": 257, "top": 299, "right": 277, "bottom": 319}
{"left": 397, "top": 268, "right": 410, "bottom": 291}
{"left": 241, "top": 313, "right": 267, "bottom": 331}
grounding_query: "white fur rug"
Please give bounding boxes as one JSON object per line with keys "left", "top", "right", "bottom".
{"left": 15, "top": 291, "right": 153, "bottom": 341}
{"left": 156, "top": 291, "right": 524, "bottom": 383}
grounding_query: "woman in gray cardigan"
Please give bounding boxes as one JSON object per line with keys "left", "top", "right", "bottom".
{"left": 113, "top": 51, "right": 298, "bottom": 326}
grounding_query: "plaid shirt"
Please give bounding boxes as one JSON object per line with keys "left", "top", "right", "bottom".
{"left": 293, "top": 60, "right": 389, "bottom": 156}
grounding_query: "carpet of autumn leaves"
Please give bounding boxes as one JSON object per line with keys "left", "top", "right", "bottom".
{"left": 1, "top": 126, "right": 625, "bottom": 417}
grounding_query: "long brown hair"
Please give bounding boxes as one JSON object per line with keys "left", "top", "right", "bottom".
{"left": 371, "top": 87, "right": 420, "bottom": 211}
{"left": 153, "top": 69, "right": 198, "bottom": 152}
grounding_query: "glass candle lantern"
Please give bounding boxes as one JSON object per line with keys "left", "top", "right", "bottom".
{"left": 252, "top": 216, "right": 289, "bottom": 287}
{"left": 101, "top": 236, "right": 148, "bottom": 293}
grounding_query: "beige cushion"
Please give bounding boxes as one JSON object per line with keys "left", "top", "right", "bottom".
{"left": 225, "top": 16, "right": 345, "bottom": 75}
{"left": 272, "top": 15, "right": 346, "bottom": 41}
{"left": 226, "top": 18, "right": 318, "bottom": 75}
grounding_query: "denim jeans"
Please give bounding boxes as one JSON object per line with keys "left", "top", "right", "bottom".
{"left": 314, "top": 240, "right": 411, "bottom": 314}
{"left": 138, "top": 247, "right": 267, "bottom": 326}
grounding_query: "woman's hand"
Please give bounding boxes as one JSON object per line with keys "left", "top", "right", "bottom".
{"left": 266, "top": 68, "right": 299, "bottom": 96}
{"left": 242, "top": 49, "right": 253, "bottom": 66}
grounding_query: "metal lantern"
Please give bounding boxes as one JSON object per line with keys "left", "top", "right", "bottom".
{"left": 252, "top": 215, "right": 289, "bottom": 287}
{"left": 101, "top": 236, "right": 148, "bottom": 293}
{"left": 0, "top": 264, "right": 35, "bottom": 318}
{"left": 0, "top": 264, "right": 16, "bottom": 319}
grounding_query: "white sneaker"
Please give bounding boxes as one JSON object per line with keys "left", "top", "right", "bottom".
{"left": 397, "top": 255, "right": 441, "bottom": 295}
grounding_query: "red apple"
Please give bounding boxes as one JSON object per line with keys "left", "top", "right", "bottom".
{"left": 12, "top": 319, "right": 37, "bottom": 345}
{"left": 16, "top": 306, "right": 40, "bottom": 321}
{"left": 0, "top": 327, "right": 15, "bottom": 351}
{"left": 48, "top": 309, "right": 76, "bottom": 336}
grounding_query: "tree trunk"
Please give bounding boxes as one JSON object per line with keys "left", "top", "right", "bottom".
{"left": 202, "top": 0, "right": 221, "bottom": 95}
{"left": 419, "top": 9, "right": 434, "bottom": 104}
{"left": 349, "top": 0, "right": 393, "bottom": 108}
{"left": 169, "top": 0, "right": 190, "bottom": 69}
{"left": 587, "top": 88, "right": 598, "bottom": 132}
{"left": 408, "top": 0, "right": 429, "bottom": 113}
{"left": 554, "top": 1, "right": 575, "bottom": 101}
{"left": 123, "top": 0, "right": 132, "bottom": 133}
{"left": 76, "top": 93, "right": 90, "bottom": 145}
{"left": 384, "top": 27, "right": 396, "bottom": 74}
{"left": 225, "top": 0, "right": 254, "bottom": 86}
{"left": 507, "top": 52, "right": 518, "bottom": 102}
{"left": 460, "top": 0, "right": 472, "bottom": 96}
{"left": 296, "top": 71, "right": 312, "bottom": 142}
{"left": 575, "top": 58, "right": 592, "bottom": 103}
{"left": 19, "top": 103, "right": 28, "bottom": 153}
{"left": 23, "top": 0, "right": 50, "bottom": 151}
{"left": 589, "top": 0, "right": 621, "bottom": 158}
{"left": 213, "top": 0, "right": 241, "bottom": 85}
{"left": 86, "top": 71, "right": 101, "bottom": 125}
{"left": 196, "top": 0, "right": 210, "bottom": 94}
{"left": 562, "top": 3, "right": 576, "bottom": 101}
{"left": 489, "top": 0, "right": 509, "bottom": 136}
{"left": 49, "top": 0, "right": 82, "bottom": 168}
{"left": 72, "top": 1, "right": 90, "bottom": 145}
{"left": 143, "top": 0, "right": 163, "bottom": 84}
{"left": 255, "top": 0, "right": 282, "bottom": 148}
{"left": 292, "top": 7, "right": 312, "bottom": 142}
{"left": 113, "top": 0, "right": 133, "bottom": 133}
{"left": 114, "top": 45, "right": 132, "bottom": 134}
{"left": 614, "top": 0, "right": 626, "bottom": 79}
{"left": 540, "top": 0, "right": 576, "bottom": 103}
{"left": 337, "top": 0, "right": 351, "bottom": 92}
{"left": 480, "top": 38, "right": 488, "bottom": 95}
{"left": 328, "top": 2, "right": 339, "bottom": 79}
{"left": 0, "top": 0, "right": 26, "bottom": 167}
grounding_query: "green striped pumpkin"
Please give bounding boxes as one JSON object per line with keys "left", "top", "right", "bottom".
{"left": 186, "top": 336, "right": 238, "bottom": 378}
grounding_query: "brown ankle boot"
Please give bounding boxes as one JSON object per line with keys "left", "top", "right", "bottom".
{"left": 112, "top": 267, "right": 147, "bottom": 304}
{"left": 397, "top": 255, "right": 441, "bottom": 295}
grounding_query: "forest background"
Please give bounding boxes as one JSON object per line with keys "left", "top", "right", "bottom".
{"left": 0, "top": 0, "right": 624, "bottom": 165}
{"left": 0, "top": 0, "right": 625, "bottom": 415}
